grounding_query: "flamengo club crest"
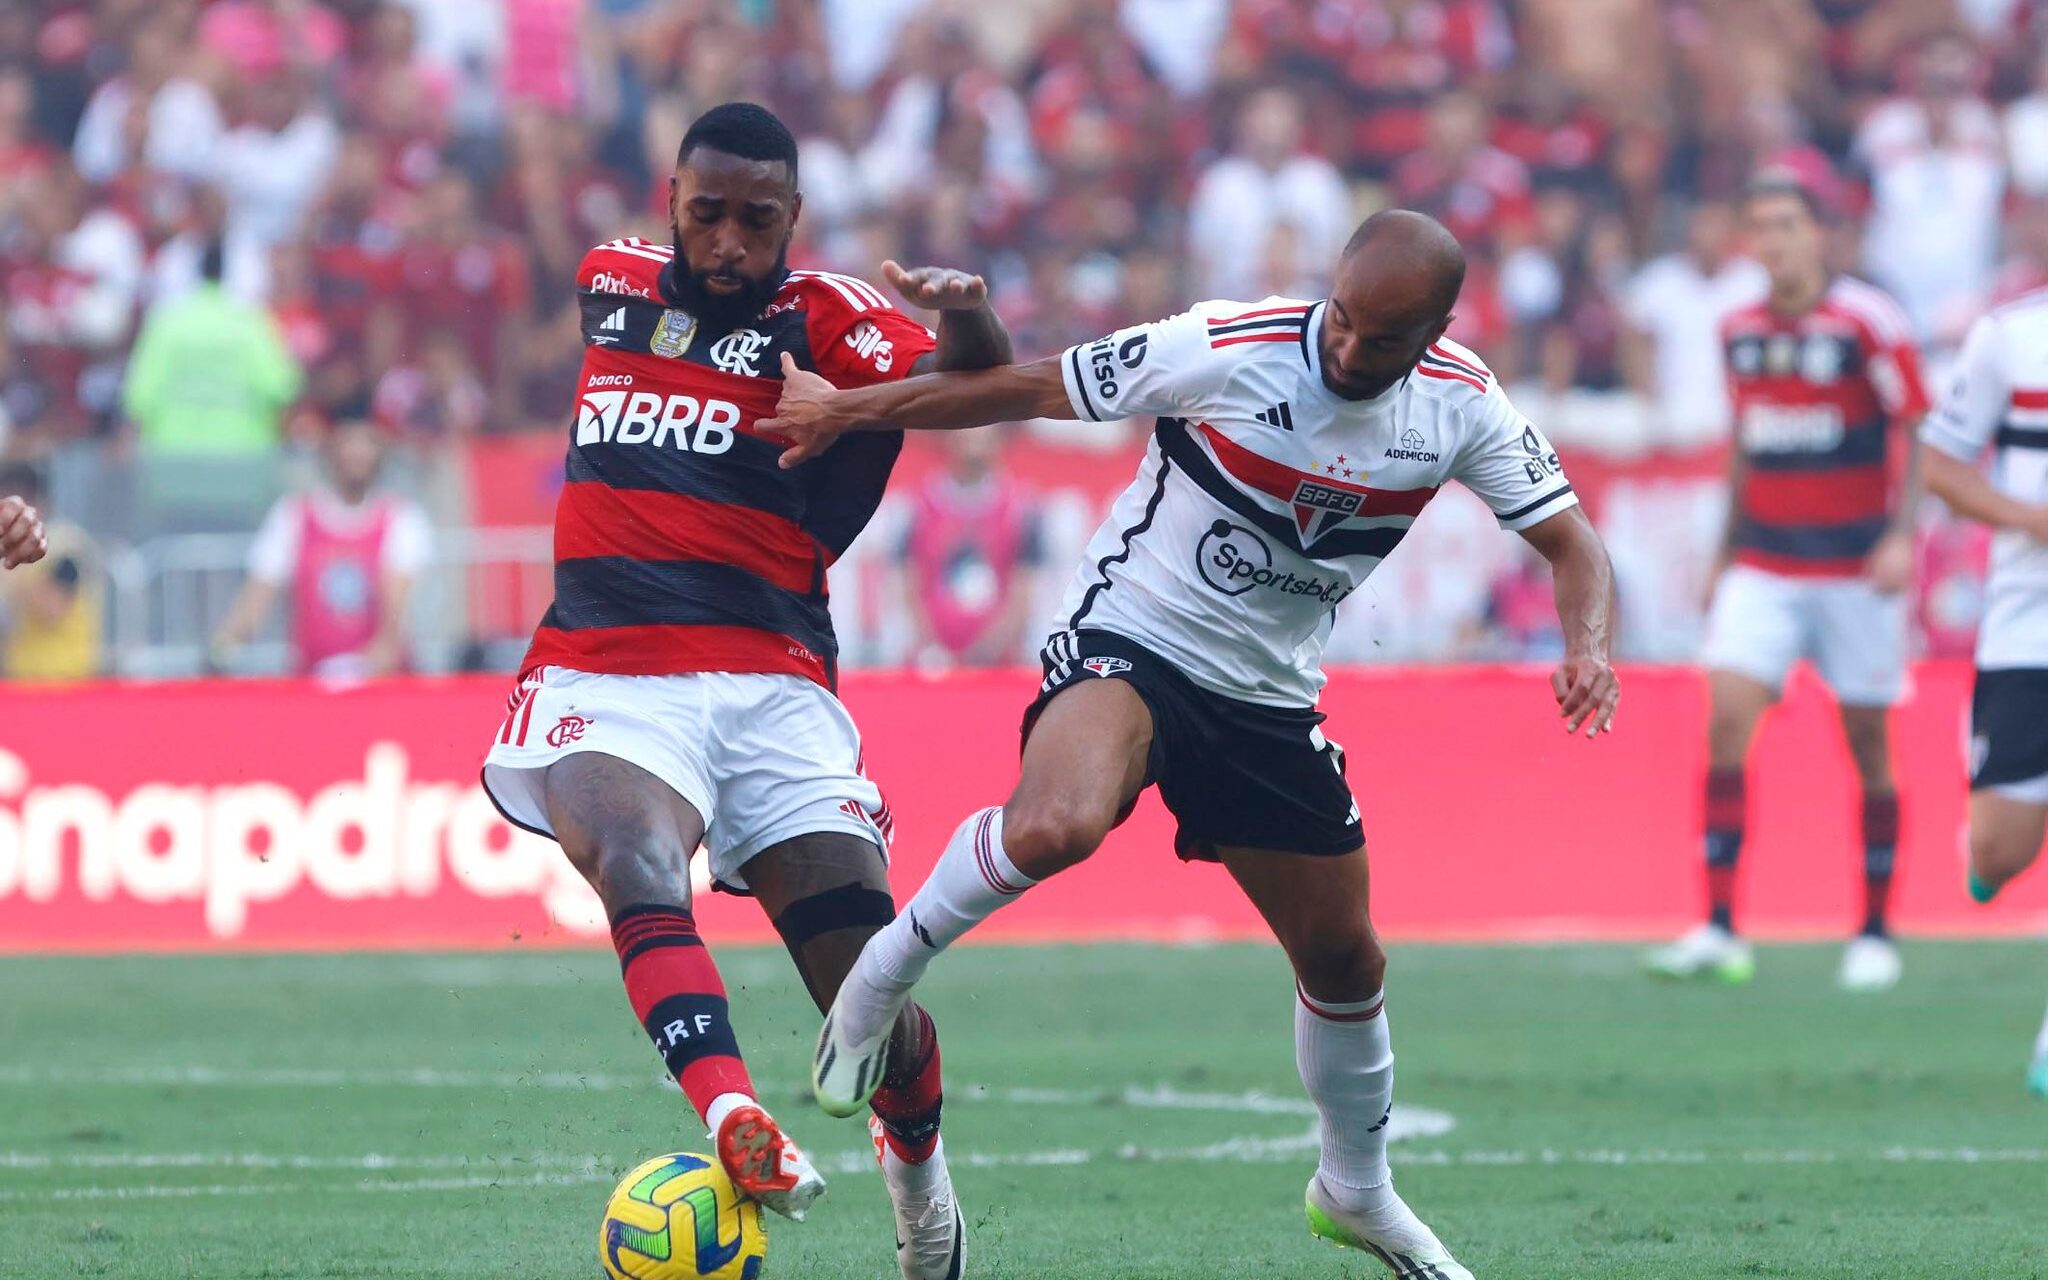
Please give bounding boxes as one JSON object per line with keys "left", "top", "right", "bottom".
{"left": 650, "top": 310, "right": 698, "bottom": 358}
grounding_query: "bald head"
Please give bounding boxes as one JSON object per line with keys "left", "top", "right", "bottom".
{"left": 1318, "top": 210, "right": 1467, "bottom": 400}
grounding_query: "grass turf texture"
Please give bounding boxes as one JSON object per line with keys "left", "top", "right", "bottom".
{"left": 3, "top": 941, "right": 2045, "bottom": 1279}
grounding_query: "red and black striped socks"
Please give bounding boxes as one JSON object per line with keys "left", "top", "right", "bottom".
{"left": 870, "top": 1005, "right": 944, "bottom": 1164}
{"left": 611, "top": 904, "right": 754, "bottom": 1121}
{"left": 1702, "top": 766, "right": 1746, "bottom": 931}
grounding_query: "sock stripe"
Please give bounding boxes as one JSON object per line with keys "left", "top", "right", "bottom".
{"left": 1297, "top": 983, "right": 1384, "bottom": 1022}
{"left": 973, "top": 809, "right": 1026, "bottom": 896}
{"left": 611, "top": 909, "right": 703, "bottom": 968}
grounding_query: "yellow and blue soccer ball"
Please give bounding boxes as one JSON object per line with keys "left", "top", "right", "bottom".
{"left": 600, "top": 1153, "right": 767, "bottom": 1280}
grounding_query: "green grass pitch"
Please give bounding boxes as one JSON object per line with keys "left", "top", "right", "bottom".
{"left": 3, "top": 940, "right": 2045, "bottom": 1279}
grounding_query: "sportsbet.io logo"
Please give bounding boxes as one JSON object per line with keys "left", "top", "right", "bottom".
{"left": 1196, "top": 520, "right": 1351, "bottom": 604}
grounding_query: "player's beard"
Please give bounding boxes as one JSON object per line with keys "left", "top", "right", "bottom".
{"left": 667, "top": 234, "right": 790, "bottom": 331}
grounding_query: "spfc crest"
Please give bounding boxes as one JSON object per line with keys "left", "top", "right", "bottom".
{"left": 650, "top": 309, "right": 698, "bottom": 358}
{"left": 1289, "top": 477, "right": 1366, "bottom": 546}
{"left": 1082, "top": 656, "right": 1133, "bottom": 678}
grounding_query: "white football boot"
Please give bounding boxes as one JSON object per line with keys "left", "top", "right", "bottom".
{"left": 711, "top": 1097, "right": 827, "bottom": 1221}
{"left": 1645, "top": 924, "right": 1754, "bottom": 984}
{"left": 814, "top": 980, "right": 909, "bottom": 1117}
{"left": 1837, "top": 935, "right": 1902, "bottom": 993}
{"left": 1306, "top": 1175, "right": 1474, "bottom": 1279}
{"left": 871, "top": 1116, "right": 964, "bottom": 1280}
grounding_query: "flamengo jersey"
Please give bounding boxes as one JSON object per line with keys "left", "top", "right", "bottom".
{"left": 1921, "top": 288, "right": 2048, "bottom": 669}
{"left": 1721, "top": 278, "right": 1930, "bottom": 578}
{"left": 1057, "top": 299, "right": 1578, "bottom": 706}
{"left": 521, "top": 238, "right": 936, "bottom": 686}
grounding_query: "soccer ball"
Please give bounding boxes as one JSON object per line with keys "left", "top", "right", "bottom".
{"left": 600, "top": 1153, "right": 767, "bottom": 1280}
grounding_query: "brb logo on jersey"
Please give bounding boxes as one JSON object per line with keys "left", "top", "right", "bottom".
{"left": 710, "top": 328, "right": 772, "bottom": 376}
{"left": 578, "top": 390, "right": 739, "bottom": 453}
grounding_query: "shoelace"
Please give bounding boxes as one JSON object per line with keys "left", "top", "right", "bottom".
{"left": 902, "top": 1191, "right": 957, "bottom": 1262}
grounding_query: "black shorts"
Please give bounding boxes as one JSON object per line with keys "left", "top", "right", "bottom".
{"left": 1022, "top": 629, "right": 1363, "bottom": 859}
{"left": 1970, "top": 668, "right": 2048, "bottom": 789}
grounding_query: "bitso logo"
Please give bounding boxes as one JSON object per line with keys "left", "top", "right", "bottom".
{"left": 546, "top": 715, "right": 592, "bottom": 748}
{"left": 710, "top": 328, "right": 772, "bottom": 376}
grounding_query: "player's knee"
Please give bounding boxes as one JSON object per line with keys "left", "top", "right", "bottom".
{"left": 1842, "top": 718, "right": 1893, "bottom": 785}
{"left": 564, "top": 825, "right": 687, "bottom": 909}
{"left": 1000, "top": 798, "right": 1110, "bottom": 878}
{"left": 1293, "top": 925, "right": 1386, "bottom": 1001}
{"left": 1969, "top": 827, "right": 2032, "bottom": 888}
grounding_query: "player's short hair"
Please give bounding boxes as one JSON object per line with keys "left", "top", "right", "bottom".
{"left": 1744, "top": 169, "right": 1828, "bottom": 222}
{"left": 677, "top": 102, "right": 798, "bottom": 181}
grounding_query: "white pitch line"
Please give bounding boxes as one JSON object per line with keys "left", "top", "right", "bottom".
{"left": 5, "top": 1144, "right": 2045, "bottom": 1204}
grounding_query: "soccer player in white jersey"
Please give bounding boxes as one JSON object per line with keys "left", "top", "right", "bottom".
{"left": 1919, "top": 288, "right": 2048, "bottom": 1098}
{"left": 765, "top": 211, "right": 1621, "bottom": 1275}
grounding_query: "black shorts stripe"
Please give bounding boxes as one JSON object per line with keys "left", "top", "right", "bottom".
{"left": 1155, "top": 419, "right": 1408, "bottom": 561}
{"left": 1741, "top": 425, "right": 1888, "bottom": 472}
{"left": 550, "top": 557, "right": 836, "bottom": 655}
{"left": 1495, "top": 485, "right": 1574, "bottom": 523}
{"left": 1069, "top": 456, "right": 1173, "bottom": 628}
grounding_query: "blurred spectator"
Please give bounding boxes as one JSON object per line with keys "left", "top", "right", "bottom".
{"left": 122, "top": 238, "right": 301, "bottom": 456}
{"left": 390, "top": 171, "right": 531, "bottom": 414}
{"left": 71, "top": 15, "right": 224, "bottom": 185}
{"left": 373, "top": 329, "right": 490, "bottom": 440}
{"left": 1854, "top": 32, "right": 2005, "bottom": 346}
{"left": 2007, "top": 49, "right": 2048, "bottom": 196}
{"left": 1990, "top": 195, "right": 2048, "bottom": 307}
{"left": 1187, "top": 87, "right": 1352, "bottom": 300}
{"left": 1622, "top": 200, "right": 1767, "bottom": 448}
{"left": 895, "top": 428, "right": 1047, "bottom": 670}
{"left": 0, "top": 462, "right": 101, "bottom": 681}
{"left": 212, "top": 419, "right": 432, "bottom": 678}
{"left": 1393, "top": 90, "right": 1533, "bottom": 260}
{"left": 199, "top": 0, "right": 348, "bottom": 80}
{"left": 210, "top": 70, "right": 341, "bottom": 251}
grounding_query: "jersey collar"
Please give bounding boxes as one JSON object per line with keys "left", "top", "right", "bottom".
{"left": 1305, "top": 303, "right": 1412, "bottom": 410}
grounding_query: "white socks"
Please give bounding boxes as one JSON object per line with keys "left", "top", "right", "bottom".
{"left": 842, "top": 807, "right": 1036, "bottom": 1045}
{"left": 1296, "top": 983, "right": 1396, "bottom": 1211}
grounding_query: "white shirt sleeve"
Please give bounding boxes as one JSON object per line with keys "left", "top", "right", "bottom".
{"left": 380, "top": 504, "right": 434, "bottom": 578}
{"left": 1058, "top": 308, "right": 1234, "bottom": 423}
{"left": 245, "top": 498, "right": 302, "bottom": 585}
{"left": 1451, "top": 381, "right": 1582, "bottom": 530}
{"left": 1921, "top": 313, "right": 2008, "bottom": 461}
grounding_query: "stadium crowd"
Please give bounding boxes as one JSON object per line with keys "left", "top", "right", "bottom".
{"left": 1, "top": 0, "right": 2043, "bottom": 677}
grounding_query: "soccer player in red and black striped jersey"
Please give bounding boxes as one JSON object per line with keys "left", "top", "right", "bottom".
{"left": 480, "top": 103, "right": 1009, "bottom": 1278}
{"left": 1650, "top": 173, "right": 1931, "bottom": 992}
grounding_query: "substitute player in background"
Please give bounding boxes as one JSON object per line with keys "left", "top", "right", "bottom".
{"left": 0, "top": 494, "right": 45, "bottom": 569}
{"left": 480, "top": 103, "right": 1009, "bottom": 1277}
{"left": 1919, "top": 290, "right": 2048, "bottom": 1097}
{"left": 1650, "top": 174, "right": 1930, "bottom": 992}
{"left": 770, "top": 210, "right": 1620, "bottom": 1278}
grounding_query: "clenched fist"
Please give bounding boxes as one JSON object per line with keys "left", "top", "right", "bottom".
{"left": 0, "top": 495, "right": 47, "bottom": 569}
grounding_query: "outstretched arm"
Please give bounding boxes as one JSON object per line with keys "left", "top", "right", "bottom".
{"left": 1519, "top": 505, "right": 1620, "bottom": 737}
{"left": 764, "top": 355, "right": 1076, "bottom": 469}
{"left": 888, "top": 261, "right": 1014, "bottom": 374}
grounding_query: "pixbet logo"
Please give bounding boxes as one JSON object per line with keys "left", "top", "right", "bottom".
{"left": 590, "top": 271, "right": 651, "bottom": 298}
{"left": 577, "top": 391, "right": 740, "bottom": 452}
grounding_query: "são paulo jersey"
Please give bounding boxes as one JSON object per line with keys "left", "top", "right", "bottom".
{"left": 1720, "top": 277, "right": 1930, "bottom": 578}
{"left": 1921, "top": 288, "right": 2048, "bottom": 669}
{"left": 521, "top": 238, "right": 936, "bottom": 688}
{"left": 1056, "top": 298, "right": 1578, "bottom": 706}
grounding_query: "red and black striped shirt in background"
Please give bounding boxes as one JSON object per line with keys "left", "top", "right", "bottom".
{"left": 520, "top": 239, "right": 937, "bottom": 687}
{"left": 1720, "top": 278, "right": 1930, "bottom": 578}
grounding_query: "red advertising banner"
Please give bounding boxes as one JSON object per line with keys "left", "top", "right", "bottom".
{"left": 0, "top": 665, "right": 2041, "bottom": 952}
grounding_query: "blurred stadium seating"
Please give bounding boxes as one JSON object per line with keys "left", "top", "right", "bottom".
{"left": 0, "top": 0, "right": 2032, "bottom": 678}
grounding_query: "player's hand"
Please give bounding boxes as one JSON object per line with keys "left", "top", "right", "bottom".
{"left": 762, "top": 352, "right": 850, "bottom": 469}
{"left": 882, "top": 259, "right": 987, "bottom": 312}
{"left": 1864, "top": 530, "right": 1914, "bottom": 595}
{"left": 0, "top": 495, "right": 47, "bottom": 569}
{"left": 1550, "top": 654, "right": 1619, "bottom": 738}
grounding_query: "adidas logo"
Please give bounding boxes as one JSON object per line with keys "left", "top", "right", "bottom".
{"left": 598, "top": 307, "right": 627, "bottom": 332}
{"left": 1254, "top": 401, "right": 1295, "bottom": 431}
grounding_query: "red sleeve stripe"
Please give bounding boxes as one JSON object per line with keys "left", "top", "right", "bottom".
{"left": 1424, "top": 343, "right": 1489, "bottom": 380}
{"left": 1210, "top": 332, "right": 1303, "bottom": 348}
{"left": 2012, "top": 389, "right": 2048, "bottom": 410}
{"left": 1416, "top": 363, "right": 1487, "bottom": 393}
{"left": 1209, "top": 303, "right": 1312, "bottom": 326}
{"left": 553, "top": 483, "right": 823, "bottom": 594}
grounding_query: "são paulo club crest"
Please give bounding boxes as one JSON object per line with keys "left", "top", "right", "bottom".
{"left": 1289, "top": 476, "right": 1367, "bottom": 547}
{"left": 1082, "top": 656, "right": 1133, "bottom": 678}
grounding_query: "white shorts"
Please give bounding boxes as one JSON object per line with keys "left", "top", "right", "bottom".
{"left": 1700, "top": 563, "right": 1908, "bottom": 707}
{"left": 480, "top": 666, "right": 890, "bottom": 891}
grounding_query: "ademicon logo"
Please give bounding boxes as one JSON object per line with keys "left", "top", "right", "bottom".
{"left": 0, "top": 745, "right": 605, "bottom": 938}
